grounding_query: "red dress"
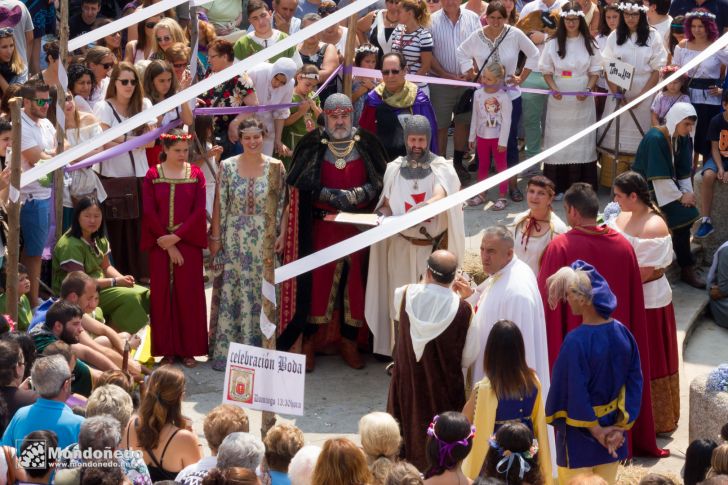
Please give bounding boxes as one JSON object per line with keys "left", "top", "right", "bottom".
{"left": 537, "top": 226, "right": 668, "bottom": 458}
{"left": 141, "top": 164, "right": 209, "bottom": 358}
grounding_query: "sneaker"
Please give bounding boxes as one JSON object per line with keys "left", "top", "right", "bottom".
{"left": 694, "top": 220, "right": 715, "bottom": 238}
{"left": 554, "top": 192, "right": 565, "bottom": 201}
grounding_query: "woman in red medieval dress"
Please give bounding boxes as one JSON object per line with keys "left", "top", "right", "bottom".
{"left": 141, "top": 129, "right": 209, "bottom": 367}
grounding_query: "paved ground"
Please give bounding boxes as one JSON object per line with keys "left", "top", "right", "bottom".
{"left": 173, "top": 170, "right": 727, "bottom": 480}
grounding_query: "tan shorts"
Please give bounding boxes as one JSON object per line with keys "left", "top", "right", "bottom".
{"left": 429, "top": 83, "right": 472, "bottom": 129}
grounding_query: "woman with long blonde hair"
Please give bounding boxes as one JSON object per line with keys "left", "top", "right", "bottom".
{"left": 0, "top": 28, "right": 27, "bottom": 95}
{"left": 152, "top": 18, "right": 188, "bottom": 58}
{"left": 121, "top": 366, "right": 203, "bottom": 481}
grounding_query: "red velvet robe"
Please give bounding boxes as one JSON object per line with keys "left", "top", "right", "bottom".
{"left": 537, "top": 226, "right": 667, "bottom": 458}
{"left": 141, "top": 164, "right": 209, "bottom": 358}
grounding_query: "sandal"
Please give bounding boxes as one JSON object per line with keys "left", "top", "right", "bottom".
{"left": 510, "top": 188, "right": 524, "bottom": 202}
{"left": 492, "top": 198, "right": 508, "bottom": 211}
{"left": 466, "top": 195, "right": 485, "bottom": 206}
{"left": 159, "top": 356, "right": 175, "bottom": 366}
{"left": 181, "top": 357, "right": 198, "bottom": 368}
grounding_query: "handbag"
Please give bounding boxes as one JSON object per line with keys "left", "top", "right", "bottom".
{"left": 99, "top": 103, "right": 140, "bottom": 221}
{"left": 453, "top": 27, "right": 510, "bottom": 115}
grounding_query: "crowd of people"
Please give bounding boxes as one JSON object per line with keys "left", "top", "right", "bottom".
{"left": 0, "top": 0, "right": 728, "bottom": 482}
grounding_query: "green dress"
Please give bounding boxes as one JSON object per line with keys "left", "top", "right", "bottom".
{"left": 52, "top": 233, "right": 150, "bottom": 333}
{"left": 281, "top": 92, "right": 320, "bottom": 169}
{"left": 233, "top": 31, "right": 298, "bottom": 62}
{"left": 633, "top": 127, "right": 700, "bottom": 230}
{"left": 0, "top": 294, "right": 32, "bottom": 331}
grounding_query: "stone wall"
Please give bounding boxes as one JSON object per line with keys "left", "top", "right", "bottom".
{"left": 689, "top": 373, "right": 728, "bottom": 443}
{"left": 694, "top": 172, "right": 728, "bottom": 266}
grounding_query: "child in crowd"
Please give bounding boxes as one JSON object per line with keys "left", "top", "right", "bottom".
{"left": 667, "top": 15, "right": 685, "bottom": 63}
{"left": 651, "top": 65, "right": 690, "bottom": 126}
{"left": 695, "top": 90, "right": 728, "bottom": 238}
{"left": 352, "top": 44, "right": 379, "bottom": 126}
{"left": 482, "top": 423, "right": 545, "bottom": 485}
{"left": 0, "top": 264, "right": 32, "bottom": 331}
{"left": 0, "top": 119, "right": 11, "bottom": 168}
{"left": 423, "top": 412, "right": 475, "bottom": 483}
{"left": 468, "top": 62, "right": 512, "bottom": 210}
{"left": 462, "top": 319, "right": 551, "bottom": 480}
{"left": 282, "top": 64, "right": 322, "bottom": 169}
{"left": 192, "top": 115, "right": 223, "bottom": 220}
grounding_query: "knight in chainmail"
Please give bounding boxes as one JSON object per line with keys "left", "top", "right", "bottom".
{"left": 365, "top": 114, "right": 466, "bottom": 357}
{"left": 279, "top": 93, "right": 389, "bottom": 371}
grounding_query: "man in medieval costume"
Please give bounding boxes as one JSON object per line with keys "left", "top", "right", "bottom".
{"left": 279, "top": 93, "right": 389, "bottom": 372}
{"left": 365, "top": 114, "right": 464, "bottom": 357}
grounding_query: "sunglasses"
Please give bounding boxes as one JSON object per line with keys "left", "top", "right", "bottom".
{"left": 156, "top": 35, "right": 172, "bottom": 42}
{"left": 117, "top": 78, "right": 138, "bottom": 86}
{"left": 0, "top": 27, "right": 13, "bottom": 37}
{"left": 173, "top": 62, "right": 187, "bottom": 68}
{"left": 32, "top": 98, "right": 52, "bottom": 107}
{"left": 382, "top": 69, "right": 401, "bottom": 75}
{"left": 102, "top": 62, "right": 114, "bottom": 69}
{"left": 145, "top": 21, "right": 157, "bottom": 29}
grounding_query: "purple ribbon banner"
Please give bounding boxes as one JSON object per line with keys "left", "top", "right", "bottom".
{"left": 65, "top": 119, "right": 183, "bottom": 173}
{"left": 351, "top": 67, "right": 621, "bottom": 98}
{"left": 195, "top": 64, "right": 342, "bottom": 116}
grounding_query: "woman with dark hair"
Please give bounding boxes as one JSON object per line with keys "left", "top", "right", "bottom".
{"left": 297, "top": 13, "right": 339, "bottom": 103}
{"left": 355, "top": 0, "right": 400, "bottom": 66}
{"left": 208, "top": 118, "right": 287, "bottom": 370}
{"left": 684, "top": 439, "right": 718, "bottom": 485}
{"left": 95, "top": 18, "right": 124, "bottom": 62}
{"left": 509, "top": 176, "right": 568, "bottom": 275}
{"left": 598, "top": 0, "right": 667, "bottom": 155}
{"left": 608, "top": 170, "right": 679, "bottom": 433}
{"left": 673, "top": 9, "right": 727, "bottom": 162}
{"left": 125, "top": 14, "right": 164, "bottom": 63}
{"left": 84, "top": 46, "right": 115, "bottom": 109}
{"left": 482, "top": 423, "right": 544, "bottom": 484}
{"left": 462, "top": 320, "right": 551, "bottom": 480}
{"left": 20, "top": 430, "right": 58, "bottom": 483}
{"left": 632, "top": 102, "right": 703, "bottom": 288}
{"left": 457, "top": 0, "right": 539, "bottom": 200}
{"left": 141, "top": 129, "right": 207, "bottom": 367}
{"left": 595, "top": 3, "right": 620, "bottom": 119}
{"left": 199, "top": 38, "right": 258, "bottom": 159}
{"left": 668, "top": 15, "right": 685, "bottom": 62}
{"left": 540, "top": 2, "right": 603, "bottom": 196}
{"left": 1, "top": 331, "right": 37, "bottom": 381}
{"left": 311, "top": 437, "right": 372, "bottom": 485}
{"left": 0, "top": 339, "right": 37, "bottom": 433}
{"left": 423, "top": 412, "right": 474, "bottom": 482}
{"left": 121, "top": 366, "right": 203, "bottom": 481}
{"left": 51, "top": 196, "right": 151, "bottom": 334}
{"left": 68, "top": 63, "right": 96, "bottom": 113}
{"left": 94, "top": 61, "right": 154, "bottom": 282}
{"left": 203, "top": 467, "right": 261, "bottom": 485}
{"left": 29, "top": 40, "right": 58, "bottom": 87}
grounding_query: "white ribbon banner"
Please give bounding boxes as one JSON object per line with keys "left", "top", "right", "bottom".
{"left": 68, "top": 0, "right": 213, "bottom": 52}
{"left": 21, "top": 0, "right": 379, "bottom": 189}
{"left": 273, "top": 32, "right": 728, "bottom": 284}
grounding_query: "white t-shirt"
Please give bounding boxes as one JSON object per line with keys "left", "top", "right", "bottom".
{"left": 93, "top": 98, "right": 154, "bottom": 178}
{"left": 0, "top": 0, "right": 34, "bottom": 81}
{"left": 20, "top": 110, "right": 56, "bottom": 200}
{"left": 469, "top": 88, "right": 512, "bottom": 146}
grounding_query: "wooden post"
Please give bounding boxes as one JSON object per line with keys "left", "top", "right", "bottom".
{"left": 54, "top": 0, "right": 69, "bottom": 240}
{"left": 342, "top": 14, "right": 357, "bottom": 98}
{"left": 260, "top": 164, "right": 282, "bottom": 438}
{"left": 5, "top": 98, "right": 23, "bottom": 323}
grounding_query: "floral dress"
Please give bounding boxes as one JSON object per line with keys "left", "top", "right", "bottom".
{"left": 199, "top": 72, "right": 255, "bottom": 155}
{"left": 208, "top": 157, "right": 286, "bottom": 369}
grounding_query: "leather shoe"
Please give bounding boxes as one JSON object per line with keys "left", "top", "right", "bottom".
{"left": 303, "top": 338, "right": 315, "bottom": 373}
{"left": 341, "top": 339, "right": 365, "bottom": 369}
{"left": 681, "top": 266, "right": 706, "bottom": 289}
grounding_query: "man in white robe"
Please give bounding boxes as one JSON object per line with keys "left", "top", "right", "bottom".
{"left": 365, "top": 115, "right": 465, "bottom": 356}
{"left": 453, "top": 225, "right": 550, "bottom": 394}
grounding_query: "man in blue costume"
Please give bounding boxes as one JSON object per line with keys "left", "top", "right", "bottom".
{"left": 544, "top": 260, "right": 643, "bottom": 485}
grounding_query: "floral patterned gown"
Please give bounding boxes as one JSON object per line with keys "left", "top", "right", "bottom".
{"left": 208, "top": 156, "right": 286, "bottom": 369}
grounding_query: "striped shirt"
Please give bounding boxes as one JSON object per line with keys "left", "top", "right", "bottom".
{"left": 391, "top": 25, "right": 433, "bottom": 76}
{"left": 430, "top": 8, "right": 481, "bottom": 75}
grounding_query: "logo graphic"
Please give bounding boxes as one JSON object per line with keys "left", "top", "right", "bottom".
{"left": 17, "top": 440, "right": 47, "bottom": 470}
{"left": 227, "top": 365, "right": 255, "bottom": 404}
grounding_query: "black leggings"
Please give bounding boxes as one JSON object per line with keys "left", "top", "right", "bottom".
{"left": 672, "top": 225, "right": 694, "bottom": 268}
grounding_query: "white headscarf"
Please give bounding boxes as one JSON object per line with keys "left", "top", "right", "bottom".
{"left": 665, "top": 102, "right": 697, "bottom": 137}
{"left": 271, "top": 57, "right": 298, "bottom": 84}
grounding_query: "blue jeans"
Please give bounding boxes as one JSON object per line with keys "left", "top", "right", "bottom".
{"left": 20, "top": 197, "right": 50, "bottom": 257}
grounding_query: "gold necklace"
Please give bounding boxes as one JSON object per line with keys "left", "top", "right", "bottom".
{"left": 322, "top": 138, "right": 356, "bottom": 169}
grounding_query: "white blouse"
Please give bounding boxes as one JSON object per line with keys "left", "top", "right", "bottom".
{"left": 93, "top": 98, "right": 154, "bottom": 178}
{"left": 456, "top": 25, "right": 540, "bottom": 100}
{"left": 673, "top": 44, "right": 728, "bottom": 105}
{"left": 608, "top": 222, "right": 673, "bottom": 308}
{"left": 602, "top": 29, "right": 667, "bottom": 80}
{"left": 539, "top": 36, "right": 603, "bottom": 78}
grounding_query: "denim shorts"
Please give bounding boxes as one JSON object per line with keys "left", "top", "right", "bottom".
{"left": 702, "top": 158, "right": 728, "bottom": 175}
{"left": 20, "top": 197, "right": 51, "bottom": 257}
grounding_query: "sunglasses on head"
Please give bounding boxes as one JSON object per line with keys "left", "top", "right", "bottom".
{"left": 382, "top": 69, "right": 401, "bottom": 75}
{"left": 157, "top": 35, "right": 172, "bottom": 42}
{"left": 0, "top": 27, "right": 14, "bottom": 37}
{"left": 117, "top": 78, "right": 138, "bottom": 86}
{"left": 145, "top": 21, "right": 157, "bottom": 29}
{"left": 33, "top": 98, "right": 52, "bottom": 107}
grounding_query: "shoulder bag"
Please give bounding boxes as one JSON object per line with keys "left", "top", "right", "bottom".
{"left": 99, "top": 102, "right": 140, "bottom": 221}
{"left": 453, "top": 27, "right": 510, "bottom": 115}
